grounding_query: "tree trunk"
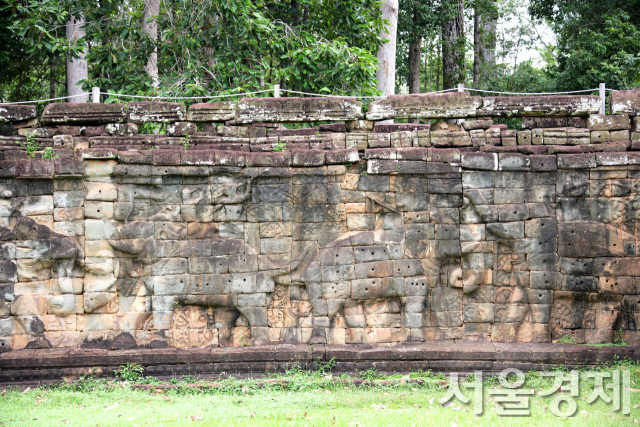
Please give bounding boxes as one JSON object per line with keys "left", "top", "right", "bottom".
{"left": 292, "top": 0, "right": 300, "bottom": 26}
{"left": 473, "top": 1, "right": 497, "bottom": 87}
{"left": 479, "top": 4, "right": 496, "bottom": 85}
{"left": 376, "top": 0, "right": 399, "bottom": 97}
{"left": 441, "top": 0, "right": 464, "bottom": 90}
{"left": 437, "top": 36, "right": 441, "bottom": 91}
{"left": 408, "top": 39, "right": 422, "bottom": 94}
{"left": 408, "top": 8, "right": 421, "bottom": 95}
{"left": 425, "top": 48, "right": 430, "bottom": 92}
{"left": 202, "top": 16, "right": 217, "bottom": 86}
{"left": 49, "top": 55, "right": 56, "bottom": 100}
{"left": 65, "top": 16, "right": 89, "bottom": 103}
{"left": 143, "top": 0, "right": 160, "bottom": 88}
{"left": 473, "top": 9, "right": 480, "bottom": 86}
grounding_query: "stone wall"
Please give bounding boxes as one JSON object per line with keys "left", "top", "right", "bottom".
{"left": 1, "top": 90, "right": 640, "bottom": 353}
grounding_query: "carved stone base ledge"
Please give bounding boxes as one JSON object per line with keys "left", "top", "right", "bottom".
{"left": 0, "top": 342, "right": 637, "bottom": 385}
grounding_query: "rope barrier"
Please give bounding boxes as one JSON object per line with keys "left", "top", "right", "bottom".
{"left": 279, "top": 89, "right": 384, "bottom": 98}
{"left": 280, "top": 88, "right": 458, "bottom": 98}
{"left": 0, "top": 93, "right": 92, "bottom": 105}
{"left": 0, "top": 86, "right": 620, "bottom": 105}
{"left": 99, "top": 89, "right": 272, "bottom": 100}
{"left": 465, "top": 88, "right": 600, "bottom": 95}
{"left": 425, "top": 88, "right": 460, "bottom": 94}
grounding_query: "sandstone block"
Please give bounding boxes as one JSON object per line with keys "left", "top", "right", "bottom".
{"left": 609, "top": 87, "right": 640, "bottom": 115}
{"left": 128, "top": 102, "right": 187, "bottom": 123}
{"left": 587, "top": 114, "right": 630, "bottom": 131}
{"left": 237, "top": 97, "right": 362, "bottom": 123}
{"left": 479, "top": 96, "right": 600, "bottom": 117}
{"left": 187, "top": 102, "right": 237, "bottom": 122}
{"left": 461, "top": 152, "right": 497, "bottom": 170}
{"left": 367, "top": 92, "right": 481, "bottom": 120}
{"left": 166, "top": 122, "right": 197, "bottom": 137}
{"left": 41, "top": 103, "right": 126, "bottom": 125}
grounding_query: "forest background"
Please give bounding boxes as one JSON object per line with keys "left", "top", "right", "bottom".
{"left": 0, "top": 0, "right": 639, "bottom": 104}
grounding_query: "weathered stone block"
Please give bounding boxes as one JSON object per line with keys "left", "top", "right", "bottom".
{"left": 166, "top": 122, "right": 197, "bottom": 137}
{"left": 104, "top": 123, "right": 138, "bottom": 136}
{"left": 609, "top": 87, "right": 640, "bottom": 115}
{"left": 557, "top": 154, "right": 595, "bottom": 169}
{"left": 292, "top": 150, "right": 325, "bottom": 167}
{"left": 499, "top": 153, "right": 530, "bottom": 171}
{"left": 479, "top": 96, "right": 600, "bottom": 117}
{"left": 187, "top": 102, "right": 237, "bottom": 122}
{"left": 346, "top": 133, "right": 368, "bottom": 150}
{"left": 367, "top": 92, "right": 482, "bottom": 120}
{"left": 462, "top": 119, "right": 492, "bottom": 131}
{"left": 237, "top": 97, "right": 362, "bottom": 123}
{"left": 461, "top": 152, "right": 497, "bottom": 170}
{"left": 326, "top": 149, "right": 359, "bottom": 165}
{"left": 41, "top": 103, "right": 126, "bottom": 125}
{"left": 587, "top": 114, "right": 630, "bottom": 131}
{"left": 128, "top": 102, "right": 187, "bottom": 123}
{"left": 610, "top": 130, "right": 629, "bottom": 142}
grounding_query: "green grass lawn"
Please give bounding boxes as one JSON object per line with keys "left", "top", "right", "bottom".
{"left": 2, "top": 362, "right": 640, "bottom": 426}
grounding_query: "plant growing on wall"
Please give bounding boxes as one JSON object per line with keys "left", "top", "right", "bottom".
{"left": 41, "top": 146, "right": 57, "bottom": 158}
{"left": 19, "top": 131, "right": 40, "bottom": 158}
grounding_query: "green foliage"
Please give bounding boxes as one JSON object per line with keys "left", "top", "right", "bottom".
{"left": 1, "top": 0, "right": 384, "bottom": 102}
{"left": 115, "top": 362, "right": 144, "bottom": 382}
{"left": 19, "top": 131, "right": 40, "bottom": 159}
{"left": 529, "top": 0, "right": 640, "bottom": 91}
{"left": 0, "top": 0, "right": 63, "bottom": 104}
{"left": 0, "top": 0, "right": 90, "bottom": 103}
{"left": 181, "top": 134, "right": 190, "bottom": 150}
{"left": 139, "top": 122, "right": 165, "bottom": 135}
{"left": 272, "top": 141, "right": 286, "bottom": 152}
{"left": 554, "top": 11, "right": 640, "bottom": 90}
{"left": 315, "top": 357, "right": 336, "bottom": 374}
{"left": 396, "top": 0, "right": 443, "bottom": 87}
{"left": 4, "top": 360, "right": 640, "bottom": 427}
{"left": 41, "top": 146, "right": 57, "bottom": 159}
{"left": 358, "top": 368, "right": 378, "bottom": 381}
{"left": 484, "top": 60, "right": 559, "bottom": 130}
{"left": 613, "top": 329, "right": 629, "bottom": 346}
{"left": 484, "top": 61, "right": 557, "bottom": 93}
{"left": 557, "top": 335, "right": 577, "bottom": 344}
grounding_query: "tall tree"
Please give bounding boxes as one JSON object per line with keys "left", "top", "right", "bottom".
{"left": 397, "top": 0, "right": 456, "bottom": 94}
{"left": 65, "top": 15, "right": 88, "bottom": 102}
{"left": 1, "top": 0, "right": 81, "bottom": 103}
{"left": 3, "top": 0, "right": 386, "bottom": 102}
{"left": 529, "top": 0, "right": 640, "bottom": 90}
{"left": 441, "top": 0, "right": 464, "bottom": 89}
{"left": 376, "top": 0, "right": 399, "bottom": 96}
{"left": 407, "top": 9, "right": 421, "bottom": 94}
{"left": 142, "top": 0, "right": 160, "bottom": 88}
{"left": 472, "top": 0, "right": 497, "bottom": 87}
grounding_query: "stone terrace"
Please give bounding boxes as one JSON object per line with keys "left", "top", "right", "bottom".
{"left": 0, "top": 89, "right": 639, "bottom": 376}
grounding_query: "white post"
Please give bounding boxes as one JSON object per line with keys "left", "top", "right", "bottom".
{"left": 273, "top": 84, "right": 280, "bottom": 98}
{"left": 92, "top": 87, "right": 100, "bottom": 103}
{"left": 458, "top": 83, "right": 465, "bottom": 92}
{"left": 599, "top": 83, "right": 606, "bottom": 115}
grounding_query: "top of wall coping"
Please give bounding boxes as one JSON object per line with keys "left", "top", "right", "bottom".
{"left": 26, "top": 89, "right": 640, "bottom": 125}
